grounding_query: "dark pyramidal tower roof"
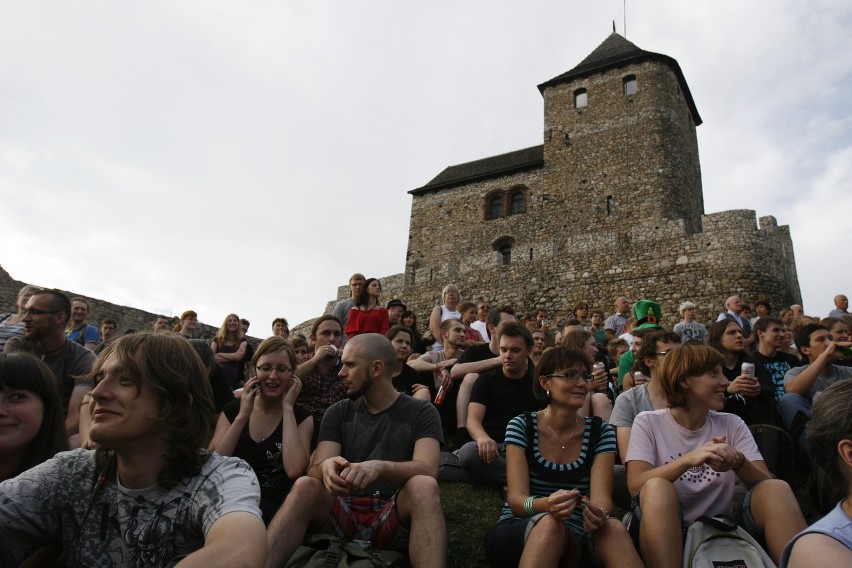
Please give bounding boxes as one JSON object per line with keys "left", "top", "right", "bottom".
{"left": 410, "top": 33, "right": 701, "bottom": 195}
{"left": 538, "top": 32, "right": 701, "bottom": 125}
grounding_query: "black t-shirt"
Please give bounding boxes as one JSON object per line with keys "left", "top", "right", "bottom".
{"left": 392, "top": 363, "right": 435, "bottom": 399}
{"left": 456, "top": 342, "right": 497, "bottom": 365}
{"left": 222, "top": 400, "right": 312, "bottom": 505}
{"left": 469, "top": 365, "right": 540, "bottom": 442}
{"left": 209, "top": 363, "right": 236, "bottom": 413}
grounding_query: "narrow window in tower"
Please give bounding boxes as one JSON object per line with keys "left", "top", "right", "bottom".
{"left": 509, "top": 192, "right": 525, "bottom": 216}
{"left": 623, "top": 75, "right": 637, "bottom": 96}
{"left": 574, "top": 88, "right": 588, "bottom": 109}
{"left": 606, "top": 195, "right": 614, "bottom": 215}
{"left": 500, "top": 245, "right": 512, "bottom": 266}
{"left": 488, "top": 196, "right": 504, "bottom": 220}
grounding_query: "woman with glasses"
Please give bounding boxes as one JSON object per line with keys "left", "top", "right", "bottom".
{"left": 210, "top": 337, "right": 313, "bottom": 525}
{"left": 626, "top": 343, "right": 806, "bottom": 568}
{"left": 485, "top": 347, "right": 642, "bottom": 568}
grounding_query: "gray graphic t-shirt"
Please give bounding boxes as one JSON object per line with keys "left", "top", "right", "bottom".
{"left": 0, "top": 449, "right": 261, "bottom": 567}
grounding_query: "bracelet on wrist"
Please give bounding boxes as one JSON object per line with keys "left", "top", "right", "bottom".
{"left": 523, "top": 496, "right": 536, "bottom": 516}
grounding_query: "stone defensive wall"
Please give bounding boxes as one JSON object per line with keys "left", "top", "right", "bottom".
{"left": 324, "top": 208, "right": 800, "bottom": 331}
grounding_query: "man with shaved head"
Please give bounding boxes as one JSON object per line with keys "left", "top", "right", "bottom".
{"left": 265, "top": 333, "right": 446, "bottom": 568}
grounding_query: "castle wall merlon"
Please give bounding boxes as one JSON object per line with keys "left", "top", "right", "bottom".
{"left": 701, "top": 209, "right": 759, "bottom": 232}
{"left": 758, "top": 215, "right": 778, "bottom": 231}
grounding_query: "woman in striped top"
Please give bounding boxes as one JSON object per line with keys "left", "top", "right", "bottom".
{"left": 484, "top": 348, "right": 642, "bottom": 568}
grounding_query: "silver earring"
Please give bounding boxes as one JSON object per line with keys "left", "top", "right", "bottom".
{"left": 546, "top": 390, "right": 550, "bottom": 398}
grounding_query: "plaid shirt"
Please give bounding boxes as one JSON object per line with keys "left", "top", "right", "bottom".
{"left": 296, "top": 352, "right": 346, "bottom": 423}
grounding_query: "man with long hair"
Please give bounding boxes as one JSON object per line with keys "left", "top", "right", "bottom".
{"left": 0, "top": 332, "right": 265, "bottom": 567}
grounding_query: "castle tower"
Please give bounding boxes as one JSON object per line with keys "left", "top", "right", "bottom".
{"left": 538, "top": 33, "right": 704, "bottom": 234}
{"left": 366, "top": 32, "right": 802, "bottom": 330}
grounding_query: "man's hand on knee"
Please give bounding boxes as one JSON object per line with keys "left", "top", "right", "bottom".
{"left": 476, "top": 437, "right": 498, "bottom": 464}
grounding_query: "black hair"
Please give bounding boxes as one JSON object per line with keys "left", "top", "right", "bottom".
{"left": 0, "top": 353, "right": 69, "bottom": 479}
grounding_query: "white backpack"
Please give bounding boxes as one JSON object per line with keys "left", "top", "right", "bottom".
{"left": 683, "top": 516, "right": 776, "bottom": 568}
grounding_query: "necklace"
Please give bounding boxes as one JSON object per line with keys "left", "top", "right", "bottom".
{"left": 543, "top": 410, "right": 581, "bottom": 451}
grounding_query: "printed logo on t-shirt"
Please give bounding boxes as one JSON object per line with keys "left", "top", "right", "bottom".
{"left": 711, "top": 561, "right": 746, "bottom": 568}
{"left": 667, "top": 454, "right": 721, "bottom": 483}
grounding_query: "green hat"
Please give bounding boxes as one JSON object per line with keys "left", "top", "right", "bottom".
{"left": 634, "top": 300, "right": 663, "bottom": 330}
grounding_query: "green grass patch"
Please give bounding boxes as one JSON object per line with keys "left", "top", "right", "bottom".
{"left": 440, "top": 482, "right": 504, "bottom": 568}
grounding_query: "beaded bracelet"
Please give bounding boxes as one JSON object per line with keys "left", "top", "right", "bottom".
{"left": 523, "top": 496, "right": 536, "bottom": 516}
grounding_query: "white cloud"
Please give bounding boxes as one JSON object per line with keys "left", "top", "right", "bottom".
{"left": 2, "top": 0, "right": 850, "bottom": 329}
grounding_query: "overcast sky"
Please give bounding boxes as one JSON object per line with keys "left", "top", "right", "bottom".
{"left": 2, "top": 1, "right": 850, "bottom": 332}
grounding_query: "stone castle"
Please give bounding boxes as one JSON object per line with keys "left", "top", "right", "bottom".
{"left": 2, "top": 34, "right": 802, "bottom": 333}
{"left": 327, "top": 32, "right": 801, "bottom": 328}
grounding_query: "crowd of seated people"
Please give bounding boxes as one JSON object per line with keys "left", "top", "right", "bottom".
{"left": 1, "top": 279, "right": 850, "bottom": 567}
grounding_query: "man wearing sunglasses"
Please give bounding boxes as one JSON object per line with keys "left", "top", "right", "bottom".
{"left": 4, "top": 289, "right": 94, "bottom": 438}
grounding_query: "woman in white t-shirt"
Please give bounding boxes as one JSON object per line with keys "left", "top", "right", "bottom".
{"left": 625, "top": 343, "right": 806, "bottom": 568}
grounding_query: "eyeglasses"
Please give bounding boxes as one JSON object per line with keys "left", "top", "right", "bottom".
{"left": 545, "top": 371, "right": 594, "bottom": 383}
{"left": 256, "top": 365, "right": 293, "bottom": 375}
{"left": 655, "top": 350, "right": 674, "bottom": 356}
{"left": 24, "top": 308, "right": 60, "bottom": 316}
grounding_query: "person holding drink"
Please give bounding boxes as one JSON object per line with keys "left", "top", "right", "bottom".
{"left": 484, "top": 347, "right": 642, "bottom": 568}
{"left": 560, "top": 329, "right": 613, "bottom": 422}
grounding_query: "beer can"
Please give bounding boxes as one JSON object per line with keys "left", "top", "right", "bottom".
{"left": 633, "top": 371, "right": 646, "bottom": 385}
{"left": 592, "top": 362, "right": 606, "bottom": 374}
{"left": 741, "top": 362, "right": 755, "bottom": 379}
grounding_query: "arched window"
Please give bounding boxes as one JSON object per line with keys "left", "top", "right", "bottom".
{"left": 500, "top": 245, "right": 512, "bottom": 265}
{"left": 492, "top": 236, "right": 516, "bottom": 266}
{"left": 623, "top": 75, "right": 637, "bottom": 96}
{"left": 509, "top": 192, "right": 525, "bottom": 216}
{"left": 574, "top": 88, "right": 588, "bottom": 109}
{"left": 487, "top": 195, "right": 503, "bottom": 220}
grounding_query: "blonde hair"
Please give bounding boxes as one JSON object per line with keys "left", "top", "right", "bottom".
{"left": 214, "top": 313, "right": 243, "bottom": 346}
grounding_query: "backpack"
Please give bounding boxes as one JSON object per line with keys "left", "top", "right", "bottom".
{"left": 683, "top": 516, "right": 775, "bottom": 568}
